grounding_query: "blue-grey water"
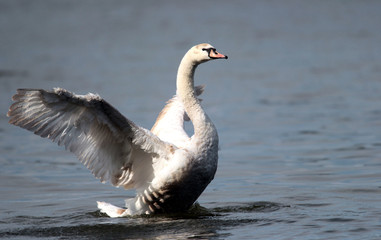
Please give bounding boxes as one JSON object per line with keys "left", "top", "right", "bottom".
{"left": 1, "top": 1, "right": 381, "bottom": 239}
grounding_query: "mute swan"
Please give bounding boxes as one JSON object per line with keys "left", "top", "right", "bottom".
{"left": 7, "top": 43, "right": 228, "bottom": 217}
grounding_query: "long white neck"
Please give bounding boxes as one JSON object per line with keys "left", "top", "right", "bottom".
{"left": 176, "top": 51, "right": 217, "bottom": 143}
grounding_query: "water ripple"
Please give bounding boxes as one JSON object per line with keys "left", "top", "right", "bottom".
{"left": 0, "top": 202, "right": 288, "bottom": 239}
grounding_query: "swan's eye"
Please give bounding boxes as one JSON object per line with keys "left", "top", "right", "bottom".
{"left": 202, "top": 48, "right": 211, "bottom": 53}
{"left": 202, "top": 48, "right": 216, "bottom": 56}
{"left": 202, "top": 48, "right": 216, "bottom": 52}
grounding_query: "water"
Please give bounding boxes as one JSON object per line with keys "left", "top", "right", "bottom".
{"left": 1, "top": 0, "right": 381, "bottom": 239}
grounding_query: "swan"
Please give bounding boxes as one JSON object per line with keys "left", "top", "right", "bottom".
{"left": 7, "top": 43, "right": 228, "bottom": 217}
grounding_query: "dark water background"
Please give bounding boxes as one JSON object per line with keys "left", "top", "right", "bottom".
{"left": 1, "top": 0, "right": 381, "bottom": 239}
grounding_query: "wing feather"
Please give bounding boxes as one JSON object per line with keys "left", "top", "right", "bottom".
{"left": 8, "top": 88, "right": 172, "bottom": 188}
{"left": 151, "top": 85, "right": 204, "bottom": 146}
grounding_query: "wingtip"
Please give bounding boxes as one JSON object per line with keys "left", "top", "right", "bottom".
{"left": 195, "top": 85, "right": 205, "bottom": 96}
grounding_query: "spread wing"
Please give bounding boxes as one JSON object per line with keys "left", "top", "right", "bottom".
{"left": 151, "top": 85, "right": 204, "bottom": 147}
{"left": 7, "top": 88, "right": 174, "bottom": 189}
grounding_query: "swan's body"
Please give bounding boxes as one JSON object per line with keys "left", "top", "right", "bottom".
{"left": 7, "top": 43, "right": 227, "bottom": 217}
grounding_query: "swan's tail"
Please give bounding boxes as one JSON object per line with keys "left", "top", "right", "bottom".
{"left": 97, "top": 201, "right": 128, "bottom": 218}
{"left": 97, "top": 197, "right": 149, "bottom": 217}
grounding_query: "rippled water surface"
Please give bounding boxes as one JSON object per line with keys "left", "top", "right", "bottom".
{"left": 1, "top": 1, "right": 381, "bottom": 239}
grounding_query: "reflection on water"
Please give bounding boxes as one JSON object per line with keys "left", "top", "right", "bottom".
{"left": 1, "top": 0, "right": 381, "bottom": 239}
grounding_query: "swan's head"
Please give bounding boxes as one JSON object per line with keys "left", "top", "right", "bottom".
{"left": 189, "top": 43, "right": 228, "bottom": 64}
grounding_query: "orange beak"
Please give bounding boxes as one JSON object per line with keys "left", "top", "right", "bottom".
{"left": 209, "top": 50, "right": 228, "bottom": 59}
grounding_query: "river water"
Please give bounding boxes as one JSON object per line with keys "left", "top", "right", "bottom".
{"left": 1, "top": 0, "right": 381, "bottom": 239}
